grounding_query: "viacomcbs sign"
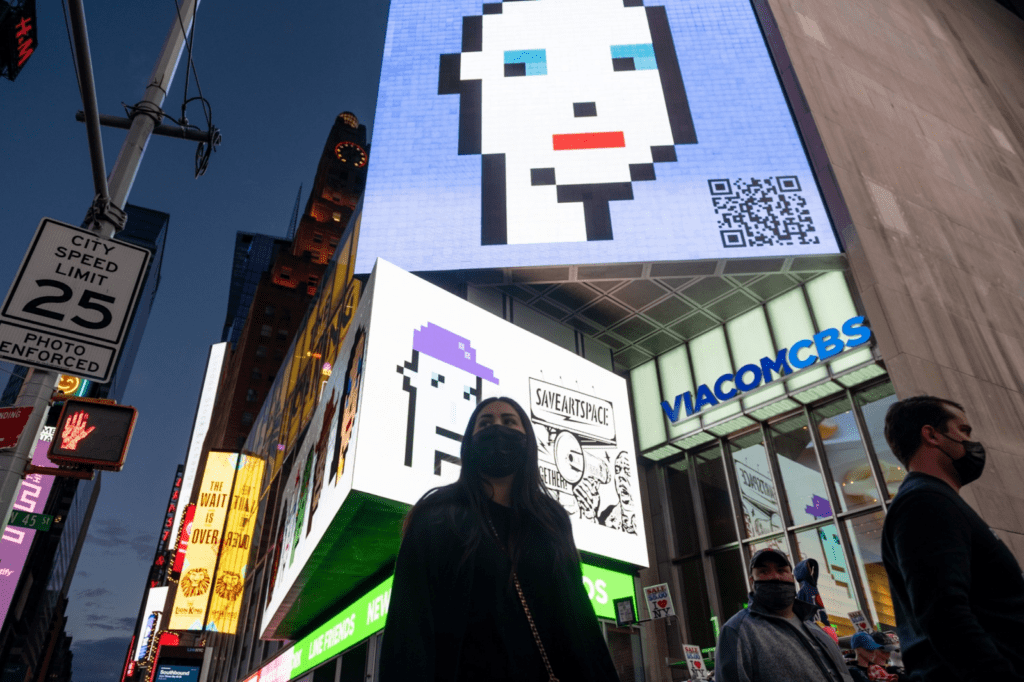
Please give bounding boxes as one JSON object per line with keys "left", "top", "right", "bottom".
{"left": 661, "top": 316, "right": 872, "bottom": 421}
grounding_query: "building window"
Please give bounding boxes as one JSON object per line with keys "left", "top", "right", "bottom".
{"left": 264, "top": 305, "right": 275, "bottom": 318}
{"left": 312, "top": 232, "right": 324, "bottom": 244}
{"left": 281, "top": 308, "right": 292, "bottom": 321}
{"left": 277, "top": 329, "right": 289, "bottom": 342}
{"left": 241, "top": 412, "right": 254, "bottom": 426}
{"left": 332, "top": 211, "right": 342, "bottom": 222}
{"left": 279, "top": 267, "right": 292, "bottom": 281}
{"left": 328, "top": 238, "right": 339, "bottom": 249}
{"left": 260, "top": 324, "right": 272, "bottom": 338}
{"left": 255, "top": 346, "right": 268, "bottom": 358}
{"left": 251, "top": 367, "right": 261, "bottom": 381}
{"left": 246, "top": 389, "right": 258, "bottom": 402}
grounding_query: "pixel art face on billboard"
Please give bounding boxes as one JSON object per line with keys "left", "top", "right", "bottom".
{"left": 440, "top": 0, "right": 696, "bottom": 244}
{"left": 397, "top": 323, "right": 500, "bottom": 478}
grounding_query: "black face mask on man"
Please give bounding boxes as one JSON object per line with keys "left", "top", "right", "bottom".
{"left": 936, "top": 431, "right": 986, "bottom": 485}
{"left": 472, "top": 425, "right": 529, "bottom": 478}
{"left": 751, "top": 580, "right": 797, "bottom": 613}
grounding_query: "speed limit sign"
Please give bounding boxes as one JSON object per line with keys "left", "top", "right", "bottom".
{"left": 0, "top": 218, "right": 151, "bottom": 382}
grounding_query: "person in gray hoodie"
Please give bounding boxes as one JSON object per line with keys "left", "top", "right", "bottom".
{"left": 715, "top": 548, "right": 852, "bottom": 682}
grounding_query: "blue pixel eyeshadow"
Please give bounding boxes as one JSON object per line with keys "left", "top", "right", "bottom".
{"left": 504, "top": 49, "right": 547, "bottom": 76}
{"left": 610, "top": 43, "right": 657, "bottom": 70}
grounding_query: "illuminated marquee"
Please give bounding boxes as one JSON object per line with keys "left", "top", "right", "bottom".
{"left": 168, "top": 452, "right": 237, "bottom": 630}
{"left": 660, "top": 316, "right": 873, "bottom": 420}
{"left": 206, "top": 454, "right": 265, "bottom": 634}
{"left": 355, "top": 0, "right": 840, "bottom": 274}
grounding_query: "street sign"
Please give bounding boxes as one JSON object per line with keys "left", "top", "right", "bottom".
{"left": 0, "top": 218, "right": 151, "bottom": 383}
{"left": 8, "top": 509, "right": 52, "bottom": 531}
{"left": 0, "top": 406, "right": 33, "bottom": 449}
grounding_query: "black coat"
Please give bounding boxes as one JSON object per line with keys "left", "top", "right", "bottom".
{"left": 378, "top": 487, "right": 620, "bottom": 682}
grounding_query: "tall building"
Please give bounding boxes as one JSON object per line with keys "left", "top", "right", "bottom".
{"left": 0, "top": 206, "right": 167, "bottom": 682}
{"left": 145, "top": 2, "right": 1024, "bottom": 682}
{"left": 122, "top": 114, "right": 370, "bottom": 682}
{"left": 223, "top": 234, "right": 291, "bottom": 347}
{"left": 205, "top": 113, "right": 369, "bottom": 453}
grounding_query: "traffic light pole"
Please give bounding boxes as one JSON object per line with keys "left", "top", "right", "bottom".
{"left": 0, "top": 0, "right": 201, "bottom": 537}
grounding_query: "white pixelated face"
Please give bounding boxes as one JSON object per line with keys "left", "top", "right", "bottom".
{"left": 402, "top": 354, "right": 482, "bottom": 479}
{"left": 463, "top": 0, "right": 674, "bottom": 188}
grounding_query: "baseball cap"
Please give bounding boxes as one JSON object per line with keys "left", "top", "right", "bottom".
{"left": 851, "top": 632, "right": 883, "bottom": 651}
{"left": 749, "top": 548, "right": 791, "bottom": 573}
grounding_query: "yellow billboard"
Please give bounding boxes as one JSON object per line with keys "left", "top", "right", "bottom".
{"left": 205, "top": 454, "right": 266, "bottom": 633}
{"left": 168, "top": 451, "right": 237, "bottom": 630}
{"left": 248, "top": 215, "right": 363, "bottom": 475}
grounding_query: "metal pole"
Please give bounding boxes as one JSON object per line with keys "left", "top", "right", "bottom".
{"left": 0, "top": 0, "right": 200, "bottom": 538}
{"left": 107, "top": 0, "right": 201, "bottom": 209}
{"left": 67, "top": 0, "right": 109, "bottom": 201}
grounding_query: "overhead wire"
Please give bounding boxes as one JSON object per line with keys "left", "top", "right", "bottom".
{"left": 171, "top": 0, "right": 219, "bottom": 177}
{"left": 60, "top": 0, "right": 83, "bottom": 98}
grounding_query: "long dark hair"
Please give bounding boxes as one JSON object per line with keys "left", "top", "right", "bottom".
{"left": 404, "top": 396, "right": 578, "bottom": 577}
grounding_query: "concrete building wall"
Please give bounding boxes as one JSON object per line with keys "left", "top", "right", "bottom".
{"left": 767, "top": 0, "right": 1024, "bottom": 558}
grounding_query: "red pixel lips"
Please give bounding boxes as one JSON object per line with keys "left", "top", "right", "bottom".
{"left": 552, "top": 131, "right": 625, "bottom": 150}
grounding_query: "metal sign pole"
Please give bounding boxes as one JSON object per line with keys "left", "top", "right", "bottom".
{"left": 0, "top": 0, "right": 200, "bottom": 537}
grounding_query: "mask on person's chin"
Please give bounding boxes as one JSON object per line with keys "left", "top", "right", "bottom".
{"left": 751, "top": 579, "right": 796, "bottom": 612}
{"left": 937, "top": 431, "right": 986, "bottom": 485}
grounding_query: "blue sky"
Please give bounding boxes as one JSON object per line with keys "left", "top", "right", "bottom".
{"left": 0, "top": 1, "right": 389, "bottom": 679}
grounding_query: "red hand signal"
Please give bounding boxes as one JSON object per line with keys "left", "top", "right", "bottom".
{"left": 60, "top": 410, "right": 96, "bottom": 450}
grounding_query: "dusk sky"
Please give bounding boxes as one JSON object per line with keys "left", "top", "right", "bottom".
{"left": 0, "top": 1, "right": 390, "bottom": 678}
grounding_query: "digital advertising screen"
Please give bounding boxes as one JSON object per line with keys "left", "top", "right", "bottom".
{"left": 206, "top": 454, "right": 265, "bottom": 634}
{"left": 262, "top": 259, "right": 646, "bottom": 635}
{"left": 168, "top": 451, "right": 237, "bottom": 630}
{"left": 154, "top": 665, "right": 200, "bottom": 682}
{"left": 354, "top": 0, "right": 840, "bottom": 275}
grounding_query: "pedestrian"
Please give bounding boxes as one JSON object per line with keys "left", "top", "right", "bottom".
{"left": 847, "top": 632, "right": 898, "bottom": 682}
{"left": 715, "top": 548, "right": 852, "bottom": 682}
{"left": 881, "top": 396, "right": 1024, "bottom": 681}
{"left": 378, "top": 396, "right": 620, "bottom": 682}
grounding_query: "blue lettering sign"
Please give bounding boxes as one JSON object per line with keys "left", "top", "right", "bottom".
{"left": 658, "top": 316, "right": 872, "bottom": 422}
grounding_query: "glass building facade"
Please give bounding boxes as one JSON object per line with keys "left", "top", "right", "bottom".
{"left": 630, "top": 271, "right": 904, "bottom": 651}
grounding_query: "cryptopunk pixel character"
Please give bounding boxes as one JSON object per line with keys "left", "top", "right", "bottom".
{"left": 330, "top": 327, "right": 367, "bottom": 485}
{"left": 307, "top": 388, "right": 337, "bottom": 535}
{"left": 439, "top": 0, "right": 697, "bottom": 245}
{"left": 397, "top": 323, "right": 500, "bottom": 478}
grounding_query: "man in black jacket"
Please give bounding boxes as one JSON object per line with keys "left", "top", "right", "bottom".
{"left": 881, "top": 396, "right": 1024, "bottom": 681}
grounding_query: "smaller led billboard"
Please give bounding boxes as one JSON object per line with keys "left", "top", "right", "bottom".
{"left": 206, "top": 455, "right": 265, "bottom": 634}
{"left": 355, "top": 0, "right": 840, "bottom": 275}
{"left": 134, "top": 586, "right": 168, "bottom": 662}
{"left": 153, "top": 666, "right": 199, "bottom": 682}
{"left": 262, "top": 259, "right": 645, "bottom": 637}
{"left": 168, "top": 452, "right": 237, "bottom": 630}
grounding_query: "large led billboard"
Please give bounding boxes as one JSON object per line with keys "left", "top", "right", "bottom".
{"left": 262, "top": 259, "right": 644, "bottom": 636}
{"left": 354, "top": 0, "right": 840, "bottom": 274}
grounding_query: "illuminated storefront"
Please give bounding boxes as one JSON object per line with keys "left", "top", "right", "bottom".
{"left": 628, "top": 270, "right": 902, "bottom": 649}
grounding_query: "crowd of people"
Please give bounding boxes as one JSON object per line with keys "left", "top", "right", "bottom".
{"left": 711, "top": 396, "right": 1024, "bottom": 682}
{"left": 376, "top": 394, "right": 1024, "bottom": 681}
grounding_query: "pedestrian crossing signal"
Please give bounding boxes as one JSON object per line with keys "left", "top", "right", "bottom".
{"left": 48, "top": 398, "right": 137, "bottom": 471}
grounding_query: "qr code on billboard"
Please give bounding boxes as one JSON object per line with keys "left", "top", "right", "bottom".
{"left": 708, "top": 177, "right": 820, "bottom": 248}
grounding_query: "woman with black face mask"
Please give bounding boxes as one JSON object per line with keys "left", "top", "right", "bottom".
{"left": 379, "top": 397, "right": 621, "bottom": 682}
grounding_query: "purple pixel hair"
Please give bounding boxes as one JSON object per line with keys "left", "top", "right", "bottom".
{"left": 412, "top": 322, "right": 499, "bottom": 385}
